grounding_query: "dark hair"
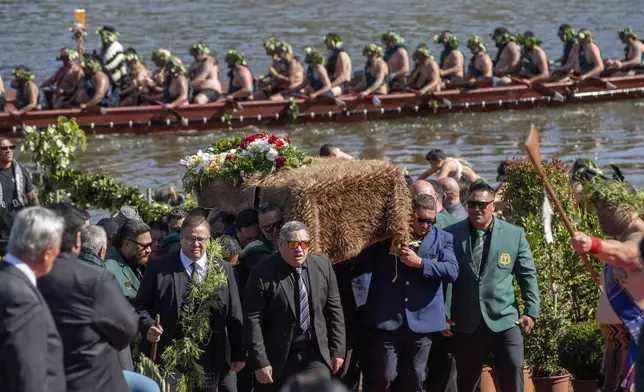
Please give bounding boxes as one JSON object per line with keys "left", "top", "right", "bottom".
{"left": 412, "top": 194, "right": 437, "bottom": 211}
{"left": 425, "top": 149, "right": 446, "bottom": 162}
{"left": 47, "top": 203, "right": 86, "bottom": 253}
{"left": 113, "top": 219, "right": 151, "bottom": 249}
{"left": 235, "top": 208, "right": 259, "bottom": 230}
{"left": 167, "top": 208, "right": 188, "bottom": 223}
{"left": 189, "top": 207, "right": 210, "bottom": 219}
{"left": 468, "top": 179, "right": 496, "bottom": 196}
{"left": 212, "top": 211, "right": 236, "bottom": 227}
{"left": 428, "top": 179, "right": 444, "bottom": 199}
{"left": 216, "top": 235, "right": 241, "bottom": 259}
{"left": 259, "top": 203, "right": 282, "bottom": 216}
{"left": 319, "top": 144, "right": 336, "bottom": 157}
{"left": 148, "top": 220, "right": 169, "bottom": 234}
{"left": 97, "top": 217, "right": 119, "bottom": 240}
{"left": 559, "top": 24, "right": 572, "bottom": 31}
{"left": 180, "top": 215, "right": 209, "bottom": 233}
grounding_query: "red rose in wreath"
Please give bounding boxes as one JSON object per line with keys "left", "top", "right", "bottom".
{"left": 240, "top": 140, "right": 249, "bottom": 150}
{"left": 226, "top": 154, "right": 235, "bottom": 161}
{"left": 275, "top": 156, "right": 287, "bottom": 169}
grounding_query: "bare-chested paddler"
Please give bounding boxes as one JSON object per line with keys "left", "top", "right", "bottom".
{"left": 40, "top": 48, "right": 81, "bottom": 109}
{"left": 265, "top": 41, "right": 304, "bottom": 101}
{"left": 381, "top": 31, "right": 409, "bottom": 91}
{"left": 572, "top": 29, "right": 604, "bottom": 80}
{"left": 142, "top": 49, "right": 173, "bottom": 103}
{"left": 464, "top": 35, "right": 493, "bottom": 82}
{"left": 491, "top": 27, "right": 521, "bottom": 80}
{"left": 74, "top": 56, "right": 116, "bottom": 109}
{"left": 516, "top": 31, "right": 549, "bottom": 85}
{"left": 406, "top": 46, "right": 441, "bottom": 95}
{"left": 161, "top": 57, "right": 190, "bottom": 108}
{"left": 120, "top": 48, "right": 154, "bottom": 106}
{"left": 324, "top": 33, "right": 352, "bottom": 96}
{"left": 434, "top": 31, "right": 464, "bottom": 81}
{"left": 549, "top": 24, "right": 579, "bottom": 81}
{"left": 299, "top": 47, "right": 332, "bottom": 98}
{"left": 354, "top": 44, "right": 389, "bottom": 98}
{"left": 9, "top": 67, "right": 45, "bottom": 114}
{"left": 256, "top": 37, "right": 284, "bottom": 98}
{"left": 189, "top": 43, "right": 222, "bottom": 104}
{"left": 224, "top": 49, "right": 254, "bottom": 101}
{"left": 406, "top": 44, "right": 428, "bottom": 90}
{"left": 605, "top": 28, "right": 644, "bottom": 76}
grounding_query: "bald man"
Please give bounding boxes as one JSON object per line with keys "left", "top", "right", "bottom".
{"left": 412, "top": 180, "right": 456, "bottom": 229}
{"left": 319, "top": 144, "right": 354, "bottom": 159}
{"left": 439, "top": 178, "right": 468, "bottom": 220}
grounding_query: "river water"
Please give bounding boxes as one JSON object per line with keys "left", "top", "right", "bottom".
{"left": 1, "top": 0, "right": 643, "bottom": 190}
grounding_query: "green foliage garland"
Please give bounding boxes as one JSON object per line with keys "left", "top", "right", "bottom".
{"left": 160, "top": 240, "right": 228, "bottom": 392}
{"left": 503, "top": 157, "right": 603, "bottom": 377}
{"left": 284, "top": 97, "right": 299, "bottom": 123}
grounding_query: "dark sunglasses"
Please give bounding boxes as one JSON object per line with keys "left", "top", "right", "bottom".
{"left": 0, "top": 146, "right": 16, "bottom": 151}
{"left": 283, "top": 240, "right": 310, "bottom": 250}
{"left": 261, "top": 220, "right": 283, "bottom": 232}
{"left": 417, "top": 217, "right": 437, "bottom": 225}
{"left": 467, "top": 200, "right": 494, "bottom": 210}
{"left": 127, "top": 238, "right": 154, "bottom": 249}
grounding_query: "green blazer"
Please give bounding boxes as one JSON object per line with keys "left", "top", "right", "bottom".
{"left": 444, "top": 218, "right": 540, "bottom": 334}
{"left": 436, "top": 209, "right": 459, "bottom": 230}
{"left": 104, "top": 247, "right": 142, "bottom": 301}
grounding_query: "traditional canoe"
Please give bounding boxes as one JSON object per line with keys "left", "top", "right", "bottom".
{"left": 1, "top": 75, "right": 643, "bottom": 135}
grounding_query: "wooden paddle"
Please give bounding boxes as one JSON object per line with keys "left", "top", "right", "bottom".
{"left": 155, "top": 100, "right": 183, "bottom": 121}
{"left": 151, "top": 314, "right": 161, "bottom": 361}
{"left": 571, "top": 75, "right": 617, "bottom": 90}
{"left": 524, "top": 124, "right": 601, "bottom": 288}
{"left": 73, "top": 9, "right": 85, "bottom": 81}
{"left": 512, "top": 78, "right": 565, "bottom": 102}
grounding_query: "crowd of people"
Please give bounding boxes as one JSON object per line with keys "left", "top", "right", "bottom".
{"left": 1, "top": 25, "right": 643, "bottom": 115}
{"left": 2, "top": 140, "right": 644, "bottom": 392}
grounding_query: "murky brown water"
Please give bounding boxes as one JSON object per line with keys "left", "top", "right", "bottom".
{"left": 2, "top": 0, "right": 643, "bottom": 189}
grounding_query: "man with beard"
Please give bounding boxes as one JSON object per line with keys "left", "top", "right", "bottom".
{"left": 189, "top": 42, "right": 223, "bottom": 104}
{"left": 324, "top": 33, "right": 352, "bottom": 96}
{"left": 225, "top": 49, "right": 254, "bottom": 101}
{"left": 490, "top": 27, "right": 521, "bottom": 82}
{"left": 104, "top": 219, "right": 152, "bottom": 303}
{"left": 434, "top": 31, "right": 465, "bottom": 81}
{"left": 570, "top": 176, "right": 644, "bottom": 392}
{"left": 40, "top": 48, "right": 80, "bottom": 109}
{"left": 97, "top": 25, "right": 127, "bottom": 93}
{"left": 9, "top": 66, "right": 45, "bottom": 113}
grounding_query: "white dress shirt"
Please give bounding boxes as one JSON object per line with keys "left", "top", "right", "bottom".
{"left": 3, "top": 253, "right": 37, "bottom": 287}
{"left": 179, "top": 250, "right": 208, "bottom": 281}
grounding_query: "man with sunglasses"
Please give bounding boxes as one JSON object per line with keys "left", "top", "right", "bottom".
{"left": 445, "top": 181, "right": 540, "bottom": 392}
{"left": 244, "top": 221, "right": 346, "bottom": 392}
{"left": 0, "top": 138, "right": 38, "bottom": 247}
{"left": 350, "top": 194, "right": 458, "bottom": 392}
{"left": 104, "top": 219, "right": 153, "bottom": 303}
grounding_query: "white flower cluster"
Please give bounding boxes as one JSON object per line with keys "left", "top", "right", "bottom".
{"left": 240, "top": 139, "right": 281, "bottom": 163}
{"left": 180, "top": 149, "right": 228, "bottom": 174}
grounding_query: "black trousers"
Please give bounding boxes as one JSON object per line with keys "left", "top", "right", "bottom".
{"left": 337, "top": 329, "right": 370, "bottom": 392}
{"left": 451, "top": 323, "right": 524, "bottom": 392}
{"left": 369, "top": 324, "right": 433, "bottom": 392}
{"left": 424, "top": 333, "right": 457, "bottom": 392}
{"left": 255, "top": 345, "right": 330, "bottom": 392}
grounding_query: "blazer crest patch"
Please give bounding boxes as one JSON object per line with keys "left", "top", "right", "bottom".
{"left": 499, "top": 253, "right": 512, "bottom": 265}
{"left": 124, "top": 280, "right": 132, "bottom": 289}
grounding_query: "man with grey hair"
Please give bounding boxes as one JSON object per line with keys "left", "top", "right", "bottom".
{"left": 0, "top": 207, "right": 66, "bottom": 392}
{"left": 412, "top": 180, "right": 456, "bottom": 229}
{"left": 439, "top": 177, "right": 468, "bottom": 220}
{"left": 245, "top": 220, "right": 346, "bottom": 391}
{"left": 79, "top": 225, "right": 108, "bottom": 266}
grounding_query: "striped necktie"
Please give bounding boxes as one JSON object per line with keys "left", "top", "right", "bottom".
{"left": 472, "top": 230, "right": 486, "bottom": 277}
{"left": 294, "top": 267, "right": 310, "bottom": 331}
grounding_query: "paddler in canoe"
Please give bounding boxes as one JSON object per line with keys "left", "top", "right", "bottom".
{"left": 40, "top": 48, "right": 80, "bottom": 109}
{"left": 74, "top": 55, "right": 118, "bottom": 109}
{"left": 381, "top": 31, "right": 410, "bottom": 91}
{"left": 515, "top": 31, "right": 550, "bottom": 85}
{"left": 406, "top": 44, "right": 427, "bottom": 90}
{"left": 406, "top": 46, "right": 441, "bottom": 95}
{"left": 323, "top": 33, "right": 352, "bottom": 96}
{"left": 8, "top": 66, "right": 46, "bottom": 114}
{"left": 604, "top": 27, "right": 644, "bottom": 76}
{"left": 464, "top": 35, "right": 493, "bottom": 82}
{"left": 573, "top": 29, "right": 605, "bottom": 80}
{"left": 434, "top": 30, "right": 465, "bottom": 82}
{"left": 141, "top": 48, "right": 172, "bottom": 103}
{"left": 490, "top": 27, "right": 522, "bottom": 84}
{"left": 255, "top": 37, "right": 283, "bottom": 98}
{"left": 294, "top": 47, "right": 333, "bottom": 99}
{"left": 263, "top": 41, "right": 305, "bottom": 101}
{"left": 188, "top": 43, "right": 223, "bottom": 104}
{"left": 161, "top": 56, "right": 190, "bottom": 108}
{"left": 224, "top": 49, "right": 254, "bottom": 101}
{"left": 548, "top": 24, "right": 579, "bottom": 81}
{"left": 120, "top": 48, "right": 154, "bottom": 106}
{"left": 353, "top": 43, "right": 390, "bottom": 98}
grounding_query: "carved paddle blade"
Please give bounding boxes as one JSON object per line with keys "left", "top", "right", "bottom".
{"left": 524, "top": 124, "right": 541, "bottom": 164}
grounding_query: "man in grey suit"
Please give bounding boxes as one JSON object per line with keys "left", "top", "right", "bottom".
{"left": 0, "top": 207, "right": 66, "bottom": 392}
{"left": 244, "top": 221, "right": 346, "bottom": 392}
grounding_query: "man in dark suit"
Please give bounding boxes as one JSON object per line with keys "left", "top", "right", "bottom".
{"left": 136, "top": 214, "right": 245, "bottom": 392}
{"left": 38, "top": 203, "right": 141, "bottom": 392}
{"left": 244, "top": 220, "right": 346, "bottom": 392}
{"left": 351, "top": 194, "right": 458, "bottom": 392}
{"left": 0, "top": 207, "right": 66, "bottom": 392}
{"left": 445, "top": 181, "right": 540, "bottom": 392}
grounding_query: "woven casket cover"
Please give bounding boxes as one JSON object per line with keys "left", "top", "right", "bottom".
{"left": 196, "top": 158, "right": 412, "bottom": 261}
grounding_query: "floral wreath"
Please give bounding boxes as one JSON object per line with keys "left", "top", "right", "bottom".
{"left": 12, "top": 67, "right": 34, "bottom": 81}
{"left": 57, "top": 47, "right": 79, "bottom": 61}
{"left": 619, "top": 27, "right": 638, "bottom": 41}
{"left": 168, "top": 56, "right": 187, "bottom": 77}
{"left": 324, "top": 33, "right": 343, "bottom": 49}
{"left": 304, "top": 47, "right": 324, "bottom": 64}
{"left": 97, "top": 26, "right": 119, "bottom": 44}
{"left": 492, "top": 28, "right": 516, "bottom": 45}
{"left": 381, "top": 31, "right": 405, "bottom": 45}
{"left": 517, "top": 32, "right": 542, "bottom": 47}
{"left": 577, "top": 30, "right": 594, "bottom": 43}
{"left": 434, "top": 31, "right": 459, "bottom": 49}
{"left": 363, "top": 43, "right": 384, "bottom": 58}
{"left": 467, "top": 35, "right": 487, "bottom": 52}
{"left": 414, "top": 46, "right": 434, "bottom": 60}
{"left": 81, "top": 57, "right": 102, "bottom": 73}
{"left": 264, "top": 37, "right": 280, "bottom": 54}
{"left": 275, "top": 41, "right": 293, "bottom": 55}
{"left": 558, "top": 25, "right": 576, "bottom": 42}
{"left": 189, "top": 43, "right": 211, "bottom": 56}
{"left": 225, "top": 49, "right": 247, "bottom": 67}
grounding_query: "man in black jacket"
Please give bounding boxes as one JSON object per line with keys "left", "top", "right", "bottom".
{"left": 38, "top": 203, "right": 140, "bottom": 392}
{"left": 136, "top": 214, "right": 245, "bottom": 392}
{"left": 244, "top": 220, "right": 346, "bottom": 392}
{"left": 0, "top": 207, "right": 65, "bottom": 392}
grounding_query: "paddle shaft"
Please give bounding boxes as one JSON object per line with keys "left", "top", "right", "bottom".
{"left": 151, "top": 314, "right": 161, "bottom": 361}
{"left": 74, "top": 10, "right": 85, "bottom": 81}
{"left": 524, "top": 125, "right": 601, "bottom": 287}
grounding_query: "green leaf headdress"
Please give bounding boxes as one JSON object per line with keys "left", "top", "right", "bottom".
{"left": 56, "top": 47, "right": 79, "bottom": 61}
{"left": 96, "top": 25, "right": 119, "bottom": 44}
{"left": 168, "top": 56, "right": 187, "bottom": 77}
{"left": 433, "top": 31, "right": 459, "bottom": 49}
{"left": 363, "top": 43, "right": 384, "bottom": 58}
{"left": 491, "top": 27, "right": 516, "bottom": 45}
{"left": 619, "top": 27, "right": 639, "bottom": 41}
{"left": 558, "top": 24, "right": 576, "bottom": 42}
{"left": 324, "top": 33, "right": 343, "bottom": 49}
{"left": 152, "top": 49, "right": 172, "bottom": 62}
{"left": 225, "top": 49, "right": 247, "bottom": 67}
{"left": 275, "top": 41, "right": 293, "bottom": 55}
{"left": 304, "top": 47, "right": 324, "bottom": 64}
{"left": 467, "top": 35, "right": 487, "bottom": 53}
{"left": 581, "top": 176, "right": 644, "bottom": 214}
{"left": 381, "top": 31, "right": 405, "bottom": 45}
{"left": 264, "top": 37, "right": 280, "bottom": 54}
{"left": 189, "top": 42, "right": 211, "bottom": 56}
{"left": 577, "top": 29, "right": 594, "bottom": 43}
{"left": 413, "top": 46, "right": 434, "bottom": 60}
{"left": 517, "top": 31, "right": 542, "bottom": 47}
{"left": 81, "top": 57, "right": 102, "bottom": 73}
{"left": 124, "top": 48, "right": 139, "bottom": 62}
{"left": 12, "top": 67, "right": 35, "bottom": 81}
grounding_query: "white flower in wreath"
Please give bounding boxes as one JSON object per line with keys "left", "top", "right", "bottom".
{"left": 265, "top": 148, "right": 278, "bottom": 162}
